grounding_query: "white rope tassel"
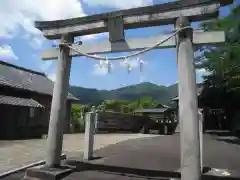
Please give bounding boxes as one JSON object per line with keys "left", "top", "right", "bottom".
{"left": 138, "top": 58, "right": 144, "bottom": 73}
{"left": 124, "top": 58, "right": 128, "bottom": 65}
{"left": 124, "top": 58, "right": 132, "bottom": 73}
{"left": 127, "top": 63, "right": 132, "bottom": 73}
{"left": 105, "top": 58, "right": 112, "bottom": 73}
{"left": 99, "top": 59, "right": 104, "bottom": 68}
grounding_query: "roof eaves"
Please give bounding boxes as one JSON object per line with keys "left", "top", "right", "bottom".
{"left": 0, "top": 77, "right": 79, "bottom": 101}
{"left": 67, "top": 92, "right": 79, "bottom": 101}
{"left": 0, "top": 95, "right": 44, "bottom": 108}
{"left": 134, "top": 108, "right": 168, "bottom": 113}
{"left": 0, "top": 61, "right": 46, "bottom": 77}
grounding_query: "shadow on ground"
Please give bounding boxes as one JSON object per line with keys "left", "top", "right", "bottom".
{"left": 1, "top": 164, "right": 240, "bottom": 180}
{"left": 206, "top": 130, "right": 240, "bottom": 146}
{"left": 207, "top": 130, "right": 235, "bottom": 137}
{"left": 66, "top": 160, "right": 180, "bottom": 179}
{"left": 216, "top": 138, "right": 240, "bottom": 146}
{"left": 62, "top": 160, "right": 240, "bottom": 180}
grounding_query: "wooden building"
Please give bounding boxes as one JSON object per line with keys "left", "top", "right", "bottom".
{"left": 134, "top": 107, "right": 176, "bottom": 134}
{"left": 96, "top": 111, "right": 146, "bottom": 133}
{"left": 0, "top": 61, "right": 79, "bottom": 140}
{"left": 171, "top": 85, "right": 227, "bottom": 131}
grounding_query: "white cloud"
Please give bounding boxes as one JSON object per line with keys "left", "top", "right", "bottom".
{"left": 75, "top": 32, "right": 108, "bottom": 43}
{"left": 0, "top": 0, "right": 154, "bottom": 50}
{"left": 40, "top": 61, "right": 53, "bottom": 72}
{"left": 0, "top": 45, "right": 18, "bottom": 61}
{"left": 82, "top": 0, "right": 153, "bottom": 9}
{"left": 83, "top": 33, "right": 107, "bottom": 40}
{"left": 0, "top": 0, "right": 86, "bottom": 47}
{"left": 47, "top": 73, "right": 56, "bottom": 82}
{"left": 139, "top": 75, "right": 148, "bottom": 83}
{"left": 31, "top": 54, "right": 53, "bottom": 74}
{"left": 93, "top": 64, "right": 109, "bottom": 76}
{"left": 196, "top": 68, "right": 207, "bottom": 75}
{"left": 93, "top": 60, "right": 116, "bottom": 76}
{"left": 28, "top": 36, "right": 45, "bottom": 49}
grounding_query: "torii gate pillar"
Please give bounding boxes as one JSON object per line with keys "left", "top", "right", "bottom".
{"left": 176, "top": 16, "right": 201, "bottom": 180}
{"left": 46, "top": 35, "right": 73, "bottom": 167}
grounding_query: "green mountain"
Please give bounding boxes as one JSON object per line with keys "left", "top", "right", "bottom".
{"left": 69, "top": 82, "right": 178, "bottom": 105}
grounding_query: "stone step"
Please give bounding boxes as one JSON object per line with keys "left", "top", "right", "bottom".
{"left": 22, "top": 176, "right": 42, "bottom": 180}
{"left": 25, "top": 165, "right": 74, "bottom": 180}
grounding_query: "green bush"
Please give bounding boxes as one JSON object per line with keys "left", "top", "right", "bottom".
{"left": 71, "top": 104, "right": 86, "bottom": 133}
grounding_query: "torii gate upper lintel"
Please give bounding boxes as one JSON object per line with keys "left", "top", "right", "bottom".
{"left": 33, "top": 1, "right": 233, "bottom": 180}
{"left": 35, "top": 0, "right": 232, "bottom": 41}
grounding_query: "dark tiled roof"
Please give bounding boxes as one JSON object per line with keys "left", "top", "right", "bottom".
{"left": 0, "top": 61, "right": 78, "bottom": 101}
{"left": 0, "top": 95, "right": 43, "bottom": 108}
{"left": 134, "top": 108, "right": 169, "bottom": 113}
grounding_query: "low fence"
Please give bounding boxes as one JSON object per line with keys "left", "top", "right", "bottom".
{"left": 96, "top": 111, "right": 148, "bottom": 133}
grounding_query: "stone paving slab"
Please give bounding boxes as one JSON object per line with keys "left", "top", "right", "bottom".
{"left": 0, "top": 133, "right": 154, "bottom": 173}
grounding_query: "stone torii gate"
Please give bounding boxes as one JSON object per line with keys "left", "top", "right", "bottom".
{"left": 34, "top": 0, "right": 232, "bottom": 179}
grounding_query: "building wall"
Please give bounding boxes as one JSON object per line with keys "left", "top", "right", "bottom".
{"left": 0, "top": 104, "right": 42, "bottom": 139}
{"left": 0, "top": 86, "right": 72, "bottom": 139}
{"left": 31, "top": 94, "right": 72, "bottom": 133}
{"left": 0, "top": 104, "right": 17, "bottom": 139}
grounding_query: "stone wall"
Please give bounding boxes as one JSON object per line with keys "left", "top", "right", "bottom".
{"left": 96, "top": 112, "right": 148, "bottom": 133}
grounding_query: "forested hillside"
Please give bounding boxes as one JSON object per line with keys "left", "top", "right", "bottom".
{"left": 69, "top": 82, "right": 178, "bottom": 105}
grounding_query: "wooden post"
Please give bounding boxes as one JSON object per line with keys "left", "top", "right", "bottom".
{"left": 198, "top": 109, "right": 203, "bottom": 172}
{"left": 46, "top": 34, "right": 73, "bottom": 167}
{"left": 164, "top": 116, "right": 168, "bottom": 135}
{"left": 176, "top": 16, "right": 201, "bottom": 180}
{"left": 84, "top": 106, "right": 96, "bottom": 160}
{"left": 94, "top": 111, "right": 99, "bottom": 134}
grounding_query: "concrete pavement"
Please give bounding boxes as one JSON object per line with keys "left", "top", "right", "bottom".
{"left": 1, "top": 134, "right": 240, "bottom": 180}
{"left": 0, "top": 133, "right": 155, "bottom": 173}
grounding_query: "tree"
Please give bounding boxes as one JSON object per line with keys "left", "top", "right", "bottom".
{"left": 136, "top": 96, "right": 161, "bottom": 109}
{"left": 96, "top": 96, "right": 163, "bottom": 113}
{"left": 196, "top": 3, "right": 240, "bottom": 130}
{"left": 70, "top": 104, "right": 93, "bottom": 133}
{"left": 97, "top": 100, "right": 132, "bottom": 113}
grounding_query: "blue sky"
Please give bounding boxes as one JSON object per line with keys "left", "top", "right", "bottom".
{"left": 0, "top": 0, "right": 236, "bottom": 90}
